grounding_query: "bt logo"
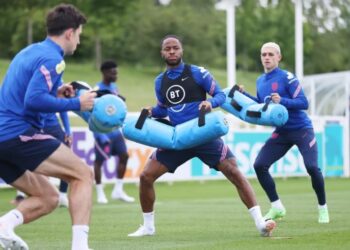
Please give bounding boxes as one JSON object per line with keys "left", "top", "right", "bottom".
{"left": 166, "top": 85, "right": 186, "bottom": 104}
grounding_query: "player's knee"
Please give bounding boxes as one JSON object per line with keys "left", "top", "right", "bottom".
{"left": 140, "top": 171, "right": 155, "bottom": 185}
{"left": 75, "top": 164, "right": 94, "bottom": 185}
{"left": 119, "top": 153, "right": 129, "bottom": 165}
{"left": 85, "top": 167, "right": 94, "bottom": 184}
{"left": 253, "top": 161, "right": 268, "bottom": 173}
{"left": 306, "top": 166, "right": 321, "bottom": 176}
{"left": 43, "top": 188, "right": 59, "bottom": 213}
{"left": 221, "top": 158, "right": 238, "bottom": 174}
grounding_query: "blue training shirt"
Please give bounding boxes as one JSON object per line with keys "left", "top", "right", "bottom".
{"left": 151, "top": 63, "right": 225, "bottom": 125}
{"left": 244, "top": 67, "right": 312, "bottom": 131}
{"left": 0, "top": 38, "right": 80, "bottom": 142}
{"left": 44, "top": 112, "right": 71, "bottom": 136}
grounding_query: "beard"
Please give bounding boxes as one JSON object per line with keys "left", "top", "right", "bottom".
{"left": 165, "top": 57, "right": 181, "bottom": 67}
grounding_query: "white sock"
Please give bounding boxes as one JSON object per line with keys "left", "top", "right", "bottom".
{"left": 96, "top": 184, "right": 105, "bottom": 197}
{"left": 60, "top": 192, "right": 67, "bottom": 199}
{"left": 16, "top": 190, "right": 26, "bottom": 197}
{"left": 248, "top": 206, "right": 265, "bottom": 230}
{"left": 143, "top": 211, "right": 155, "bottom": 229}
{"left": 114, "top": 178, "right": 123, "bottom": 193}
{"left": 0, "top": 209, "right": 24, "bottom": 230}
{"left": 72, "top": 225, "right": 89, "bottom": 250}
{"left": 318, "top": 204, "right": 327, "bottom": 210}
{"left": 271, "top": 199, "right": 285, "bottom": 210}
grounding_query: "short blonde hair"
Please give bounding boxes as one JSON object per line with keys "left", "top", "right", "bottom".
{"left": 261, "top": 42, "right": 281, "bottom": 54}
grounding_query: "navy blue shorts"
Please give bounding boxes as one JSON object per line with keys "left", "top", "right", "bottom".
{"left": 94, "top": 130, "right": 127, "bottom": 163}
{"left": 151, "top": 138, "right": 233, "bottom": 173}
{"left": 0, "top": 127, "right": 60, "bottom": 184}
{"left": 43, "top": 125, "right": 66, "bottom": 144}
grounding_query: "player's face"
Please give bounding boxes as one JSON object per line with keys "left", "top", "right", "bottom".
{"left": 261, "top": 47, "right": 281, "bottom": 73}
{"left": 103, "top": 68, "right": 117, "bottom": 83}
{"left": 161, "top": 38, "right": 183, "bottom": 67}
{"left": 65, "top": 25, "right": 82, "bottom": 55}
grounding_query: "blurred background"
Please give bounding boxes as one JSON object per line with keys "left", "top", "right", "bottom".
{"left": 0, "top": 0, "right": 349, "bottom": 73}
{"left": 0, "top": 0, "right": 349, "bottom": 179}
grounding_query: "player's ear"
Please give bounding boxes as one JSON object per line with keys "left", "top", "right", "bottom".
{"left": 65, "top": 28, "right": 74, "bottom": 40}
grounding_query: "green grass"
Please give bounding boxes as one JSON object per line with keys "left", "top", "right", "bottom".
{"left": 1, "top": 178, "right": 349, "bottom": 249}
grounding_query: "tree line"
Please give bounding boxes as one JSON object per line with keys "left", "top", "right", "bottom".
{"left": 0, "top": 0, "right": 349, "bottom": 74}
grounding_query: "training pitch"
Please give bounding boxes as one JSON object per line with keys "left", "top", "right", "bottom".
{"left": 0, "top": 177, "right": 349, "bottom": 249}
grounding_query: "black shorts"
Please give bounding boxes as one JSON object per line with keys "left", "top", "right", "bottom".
{"left": 0, "top": 127, "right": 60, "bottom": 184}
{"left": 151, "top": 138, "right": 234, "bottom": 173}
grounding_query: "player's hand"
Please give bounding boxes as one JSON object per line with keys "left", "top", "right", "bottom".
{"left": 271, "top": 93, "right": 281, "bottom": 103}
{"left": 79, "top": 91, "right": 97, "bottom": 111}
{"left": 144, "top": 106, "right": 153, "bottom": 116}
{"left": 199, "top": 101, "right": 212, "bottom": 112}
{"left": 64, "top": 134, "right": 72, "bottom": 147}
{"left": 58, "top": 84, "right": 75, "bottom": 98}
{"left": 238, "top": 84, "right": 245, "bottom": 92}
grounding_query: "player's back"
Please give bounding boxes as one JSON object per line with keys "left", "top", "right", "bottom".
{"left": 0, "top": 38, "right": 63, "bottom": 142}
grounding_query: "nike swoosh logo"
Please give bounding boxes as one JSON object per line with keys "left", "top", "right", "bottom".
{"left": 181, "top": 77, "right": 189, "bottom": 81}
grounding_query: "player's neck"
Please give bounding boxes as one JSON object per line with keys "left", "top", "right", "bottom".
{"left": 264, "top": 66, "right": 278, "bottom": 74}
{"left": 166, "top": 62, "right": 182, "bottom": 70}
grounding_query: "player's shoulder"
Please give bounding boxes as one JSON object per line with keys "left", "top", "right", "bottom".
{"left": 257, "top": 74, "right": 264, "bottom": 82}
{"left": 190, "top": 64, "right": 211, "bottom": 80}
{"left": 34, "top": 40, "right": 65, "bottom": 73}
{"left": 155, "top": 71, "right": 164, "bottom": 80}
{"left": 279, "top": 68, "right": 298, "bottom": 84}
{"left": 17, "top": 42, "right": 63, "bottom": 70}
{"left": 190, "top": 64, "right": 210, "bottom": 74}
{"left": 154, "top": 72, "right": 165, "bottom": 90}
{"left": 155, "top": 71, "right": 165, "bottom": 84}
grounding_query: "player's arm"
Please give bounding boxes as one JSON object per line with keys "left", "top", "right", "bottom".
{"left": 59, "top": 111, "right": 71, "bottom": 135}
{"left": 242, "top": 90, "right": 260, "bottom": 103}
{"left": 25, "top": 80, "right": 81, "bottom": 112}
{"left": 241, "top": 77, "right": 262, "bottom": 103}
{"left": 150, "top": 75, "right": 168, "bottom": 118}
{"left": 59, "top": 111, "right": 72, "bottom": 146}
{"left": 279, "top": 73, "right": 308, "bottom": 110}
{"left": 24, "top": 59, "right": 80, "bottom": 112}
{"left": 193, "top": 66, "right": 225, "bottom": 108}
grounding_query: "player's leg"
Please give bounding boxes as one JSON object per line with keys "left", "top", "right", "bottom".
{"left": 35, "top": 144, "right": 93, "bottom": 250}
{"left": 0, "top": 129, "right": 62, "bottom": 250}
{"left": 110, "top": 133, "right": 134, "bottom": 202}
{"left": 128, "top": 158, "right": 167, "bottom": 237}
{"left": 11, "top": 172, "right": 60, "bottom": 222}
{"left": 94, "top": 140, "right": 109, "bottom": 204}
{"left": 197, "top": 138, "right": 276, "bottom": 237}
{"left": 44, "top": 125, "right": 71, "bottom": 208}
{"left": 296, "top": 128, "right": 329, "bottom": 223}
{"left": 0, "top": 172, "right": 59, "bottom": 250}
{"left": 253, "top": 133, "right": 291, "bottom": 220}
{"left": 128, "top": 149, "right": 190, "bottom": 237}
